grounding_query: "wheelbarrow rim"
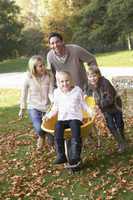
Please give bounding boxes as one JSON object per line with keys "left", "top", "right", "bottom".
{"left": 41, "top": 117, "right": 94, "bottom": 134}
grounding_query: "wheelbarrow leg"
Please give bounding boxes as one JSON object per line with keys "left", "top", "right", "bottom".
{"left": 64, "top": 139, "right": 82, "bottom": 173}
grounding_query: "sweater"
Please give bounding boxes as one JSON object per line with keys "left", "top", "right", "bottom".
{"left": 46, "top": 86, "right": 93, "bottom": 121}
{"left": 47, "top": 44, "right": 97, "bottom": 90}
{"left": 20, "top": 72, "right": 54, "bottom": 112}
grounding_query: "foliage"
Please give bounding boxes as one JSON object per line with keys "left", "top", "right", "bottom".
{"left": 43, "top": 0, "right": 73, "bottom": 43}
{"left": 71, "top": 0, "right": 133, "bottom": 52}
{"left": 1, "top": 0, "right": 133, "bottom": 57}
{"left": 20, "top": 28, "right": 46, "bottom": 56}
{"left": 0, "top": 0, "right": 23, "bottom": 60}
{"left": 0, "top": 88, "right": 133, "bottom": 199}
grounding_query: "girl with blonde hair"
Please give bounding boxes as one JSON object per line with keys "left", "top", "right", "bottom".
{"left": 19, "top": 55, "right": 54, "bottom": 150}
{"left": 44, "top": 70, "right": 94, "bottom": 165}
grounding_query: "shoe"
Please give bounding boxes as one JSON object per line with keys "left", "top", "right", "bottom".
{"left": 53, "top": 156, "right": 67, "bottom": 164}
{"left": 118, "top": 143, "right": 126, "bottom": 153}
{"left": 37, "top": 136, "right": 45, "bottom": 150}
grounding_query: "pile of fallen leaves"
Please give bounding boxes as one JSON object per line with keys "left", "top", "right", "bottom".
{"left": 0, "top": 113, "right": 133, "bottom": 200}
{"left": 93, "top": 107, "right": 110, "bottom": 137}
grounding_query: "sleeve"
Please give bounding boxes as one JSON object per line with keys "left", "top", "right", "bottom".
{"left": 100, "top": 79, "right": 116, "bottom": 109}
{"left": 47, "top": 53, "right": 57, "bottom": 88}
{"left": 48, "top": 72, "right": 54, "bottom": 103}
{"left": 76, "top": 45, "right": 98, "bottom": 67}
{"left": 45, "top": 90, "right": 58, "bottom": 119}
{"left": 46, "top": 53, "right": 52, "bottom": 70}
{"left": 20, "top": 78, "right": 29, "bottom": 109}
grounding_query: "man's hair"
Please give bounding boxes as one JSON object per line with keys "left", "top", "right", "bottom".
{"left": 48, "top": 32, "right": 63, "bottom": 43}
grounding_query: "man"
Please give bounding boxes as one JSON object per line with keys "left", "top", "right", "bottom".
{"left": 47, "top": 32, "right": 98, "bottom": 91}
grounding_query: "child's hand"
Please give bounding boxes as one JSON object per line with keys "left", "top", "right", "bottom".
{"left": 42, "top": 115, "right": 49, "bottom": 122}
{"left": 18, "top": 109, "right": 25, "bottom": 120}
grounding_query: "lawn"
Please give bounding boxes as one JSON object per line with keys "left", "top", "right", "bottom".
{"left": 0, "top": 89, "right": 133, "bottom": 200}
{"left": 0, "top": 50, "right": 133, "bottom": 74}
{"left": 0, "top": 57, "right": 29, "bottom": 73}
{"left": 96, "top": 50, "right": 133, "bottom": 67}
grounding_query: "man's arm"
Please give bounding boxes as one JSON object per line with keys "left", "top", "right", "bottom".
{"left": 76, "top": 45, "right": 98, "bottom": 67}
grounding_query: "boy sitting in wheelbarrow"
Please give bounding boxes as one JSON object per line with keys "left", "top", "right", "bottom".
{"left": 43, "top": 71, "right": 94, "bottom": 166}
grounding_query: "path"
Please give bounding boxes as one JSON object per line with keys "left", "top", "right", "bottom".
{"left": 0, "top": 67, "right": 133, "bottom": 88}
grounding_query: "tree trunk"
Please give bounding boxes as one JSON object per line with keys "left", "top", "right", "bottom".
{"left": 127, "top": 34, "right": 132, "bottom": 50}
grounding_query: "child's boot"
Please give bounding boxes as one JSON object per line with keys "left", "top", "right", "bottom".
{"left": 37, "top": 136, "right": 45, "bottom": 150}
{"left": 117, "top": 130, "right": 127, "bottom": 153}
{"left": 112, "top": 131, "right": 126, "bottom": 153}
{"left": 53, "top": 139, "right": 67, "bottom": 164}
{"left": 70, "top": 138, "right": 82, "bottom": 165}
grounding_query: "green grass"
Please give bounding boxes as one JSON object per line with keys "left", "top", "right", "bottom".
{"left": 0, "top": 89, "right": 133, "bottom": 199}
{"left": 96, "top": 50, "right": 133, "bottom": 67}
{"left": 0, "top": 57, "right": 29, "bottom": 73}
{"left": 0, "top": 50, "right": 133, "bottom": 74}
{"left": 0, "top": 89, "right": 31, "bottom": 134}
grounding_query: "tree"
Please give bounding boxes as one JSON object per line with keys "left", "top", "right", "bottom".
{"left": 43, "top": 0, "right": 75, "bottom": 44}
{"left": 71, "top": 0, "right": 133, "bottom": 52}
{"left": 20, "top": 28, "right": 46, "bottom": 56}
{"left": 106, "top": 0, "right": 133, "bottom": 50}
{"left": 0, "top": 0, "right": 23, "bottom": 60}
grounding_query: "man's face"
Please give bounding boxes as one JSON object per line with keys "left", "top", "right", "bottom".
{"left": 49, "top": 36, "right": 64, "bottom": 55}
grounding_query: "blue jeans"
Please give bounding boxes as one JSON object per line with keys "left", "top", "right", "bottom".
{"left": 28, "top": 109, "right": 54, "bottom": 144}
{"left": 28, "top": 109, "right": 45, "bottom": 137}
{"left": 55, "top": 120, "right": 82, "bottom": 142}
{"left": 103, "top": 111, "right": 124, "bottom": 134}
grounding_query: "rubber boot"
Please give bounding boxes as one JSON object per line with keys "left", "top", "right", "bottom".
{"left": 46, "top": 133, "right": 54, "bottom": 146}
{"left": 37, "top": 135, "right": 45, "bottom": 150}
{"left": 70, "top": 138, "right": 82, "bottom": 165}
{"left": 119, "top": 128, "right": 127, "bottom": 142}
{"left": 112, "top": 131, "right": 126, "bottom": 153}
{"left": 53, "top": 139, "right": 67, "bottom": 164}
{"left": 118, "top": 129, "right": 127, "bottom": 153}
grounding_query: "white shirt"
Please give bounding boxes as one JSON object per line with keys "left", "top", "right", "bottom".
{"left": 46, "top": 86, "right": 92, "bottom": 121}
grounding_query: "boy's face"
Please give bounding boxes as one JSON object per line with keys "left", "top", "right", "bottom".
{"left": 57, "top": 74, "right": 72, "bottom": 93}
{"left": 87, "top": 72, "right": 99, "bottom": 87}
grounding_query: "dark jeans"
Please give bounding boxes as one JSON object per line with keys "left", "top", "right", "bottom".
{"left": 28, "top": 109, "right": 54, "bottom": 143}
{"left": 55, "top": 120, "right": 82, "bottom": 141}
{"left": 103, "top": 111, "right": 124, "bottom": 134}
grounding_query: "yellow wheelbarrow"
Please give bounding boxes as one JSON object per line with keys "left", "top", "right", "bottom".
{"left": 41, "top": 96, "right": 95, "bottom": 172}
